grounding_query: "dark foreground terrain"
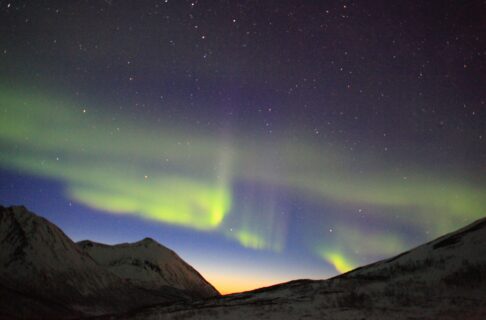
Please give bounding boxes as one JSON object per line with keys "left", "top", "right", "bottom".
{"left": 99, "top": 217, "right": 486, "bottom": 320}
{"left": 0, "top": 205, "right": 218, "bottom": 319}
{"left": 1, "top": 205, "right": 485, "bottom": 319}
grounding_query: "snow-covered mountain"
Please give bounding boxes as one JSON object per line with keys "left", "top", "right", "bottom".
{"left": 0, "top": 205, "right": 218, "bottom": 319}
{"left": 108, "top": 217, "right": 486, "bottom": 320}
{"left": 77, "top": 239, "right": 218, "bottom": 298}
{"left": 3, "top": 204, "right": 484, "bottom": 320}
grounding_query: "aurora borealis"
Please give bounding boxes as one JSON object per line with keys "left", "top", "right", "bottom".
{"left": 0, "top": 1, "right": 484, "bottom": 294}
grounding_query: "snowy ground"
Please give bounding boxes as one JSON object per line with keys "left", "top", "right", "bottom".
{"left": 100, "top": 218, "right": 486, "bottom": 320}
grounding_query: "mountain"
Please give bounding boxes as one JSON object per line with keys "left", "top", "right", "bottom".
{"left": 77, "top": 239, "right": 218, "bottom": 298}
{"left": 0, "top": 205, "right": 218, "bottom": 319}
{"left": 106, "top": 217, "right": 486, "bottom": 320}
{"left": 3, "top": 204, "right": 485, "bottom": 319}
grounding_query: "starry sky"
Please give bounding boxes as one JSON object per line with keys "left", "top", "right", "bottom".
{"left": 0, "top": 1, "right": 485, "bottom": 294}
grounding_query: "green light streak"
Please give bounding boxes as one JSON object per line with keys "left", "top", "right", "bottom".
{"left": 315, "top": 225, "right": 409, "bottom": 273}
{"left": 317, "top": 250, "right": 355, "bottom": 273}
{"left": 228, "top": 230, "right": 267, "bottom": 250}
{"left": 1, "top": 84, "right": 485, "bottom": 255}
{"left": 0, "top": 86, "right": 232, "bottom": 231}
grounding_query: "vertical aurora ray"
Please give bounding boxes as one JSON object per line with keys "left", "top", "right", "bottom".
{"left": 313, "top": 222, "right": 410, "bottom": 273}
{"left": 1, "top": 84, "right": 485, "bottom": 263}
{"left": 1, "top": 0, "right": 484, "bottom": 296}
{"left": 318, "top": 250, "right": 355, "bottom": 274}
{"left": 0, "top": 86, "right": 234, "bottom": 230}
{"left": 221, "top": 182, "right": 289, "bottom": 251}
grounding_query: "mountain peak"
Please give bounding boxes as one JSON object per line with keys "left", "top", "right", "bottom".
{"left": 2, "top": 204, "right": 35, "bottom": 218}
{"left": 0, "top": 204, "right": 219, "bottom": 318}
{"left": 79, "top": 237, "right": 162, "bottom": 248}
{"left": 138, "top": 237, "right": 158, "bottom": 245}
{"left": 80, "top": 236, "right": 219, "bottom": 298}
{"left": 112, "top": 216, "right": 486, "bottom": 320}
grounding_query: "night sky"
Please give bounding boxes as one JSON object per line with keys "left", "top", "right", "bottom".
{"left": 0, "top": 1, "right": 485, "bottom": 294}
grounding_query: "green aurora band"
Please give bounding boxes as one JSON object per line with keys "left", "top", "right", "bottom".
{"left": 1, "top": 85, "right": 485, "bottom": 273}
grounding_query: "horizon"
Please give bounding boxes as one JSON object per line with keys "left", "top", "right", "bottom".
{"left": 3, "top": 202, "right": 484, "bottom": 295}
{"left": 1, "top": 1, "right": 484, "bottom": 295}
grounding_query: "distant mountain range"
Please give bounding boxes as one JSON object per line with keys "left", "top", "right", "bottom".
{"left": 1, "top": 205, "right": 485, "bottom": 320}
{"left": 107, "top": 216, "right": 486, "bottom": 320}
{"left": 0, "top": 205, "right": 218, "bottom": 319}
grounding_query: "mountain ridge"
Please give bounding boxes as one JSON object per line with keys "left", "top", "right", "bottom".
{"left": 102, "top": 216, "right": 486, "bottom": 320}
{"left": 0, "top": 205, "right": 218, "bottom": 319}
{"left": 2, "top": 204, "right": 485, "bottom": 319}
{"left": 77, "top": 237, "right": 219, "bottom": 297}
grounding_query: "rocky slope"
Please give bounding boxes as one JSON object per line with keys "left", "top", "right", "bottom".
{"left": 0, "top": 205, "right": 218, "bottom": 319}
{"left": 77, "top": 239, "right": 218, "bottom": 298}
{"left": 105, "top": 217, "right": 486, "bottom": 320}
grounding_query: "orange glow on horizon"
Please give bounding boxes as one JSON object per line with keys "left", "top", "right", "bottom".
{"left": 204, "top": 272, "right": 283, "bottom": 295}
